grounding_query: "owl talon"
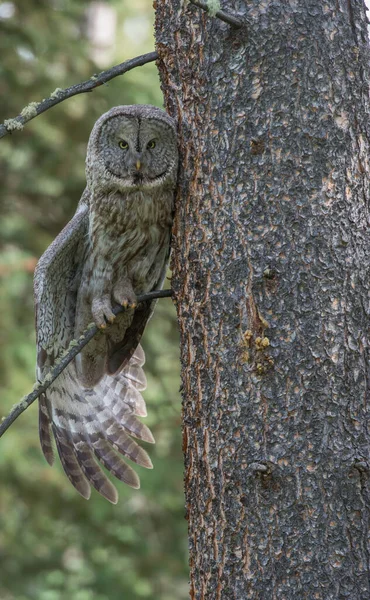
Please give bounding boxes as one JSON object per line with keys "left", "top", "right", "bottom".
{"left": 92, "top": 296, "right": 115, "bottom": 328}
{"left": 113, "top": 284, "right": 137, "bottom": 310}
{"left": 121, "top": 300, "right": 137, "bottom": 310}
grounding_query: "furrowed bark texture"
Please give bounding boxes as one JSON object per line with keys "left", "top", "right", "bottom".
{"left": 155, "top": 1, "right": 370, "bottom": 598}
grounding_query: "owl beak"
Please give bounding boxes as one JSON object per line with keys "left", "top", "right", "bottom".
{"left": 136, "top": 160, "right": 142, "bottom": 171}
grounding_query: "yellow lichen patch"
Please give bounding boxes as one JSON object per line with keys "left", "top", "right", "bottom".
{"left": 255, "top": 336, "right": 270, "bottom": 351}
{"left": 242, "top": 329, "right": 253, "bottom": 347}
{"left": 240, "top": 350, "right": 250, "bottom": 363}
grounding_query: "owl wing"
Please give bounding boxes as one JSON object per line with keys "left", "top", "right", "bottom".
{"left": 34, "top": 193, "right": 154, "bottom": 503}
{"left": 34, "top": 196, "right": 89, "bottom": 466}
{"left": 34, "top": 197, "right": 89, "bottom": 378}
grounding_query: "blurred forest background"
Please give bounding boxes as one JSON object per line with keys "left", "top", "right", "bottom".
{"left": 0, "top": 1, "right": 187, "bottom": 598}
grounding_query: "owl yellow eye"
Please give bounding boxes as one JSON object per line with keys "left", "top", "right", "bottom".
{"left": 119, "top": 140, "right": 128, "bottom": 149}
{"left": 147, "top": 139, "right": 156, "bottom": 149}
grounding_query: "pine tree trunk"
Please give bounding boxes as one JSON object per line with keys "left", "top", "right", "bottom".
{"left": 155, "top": 1, "right": 370, "bottom": 597}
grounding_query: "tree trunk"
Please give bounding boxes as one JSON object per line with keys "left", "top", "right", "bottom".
{"left": 155, "top": 1, "right": 370, "bottom": 597}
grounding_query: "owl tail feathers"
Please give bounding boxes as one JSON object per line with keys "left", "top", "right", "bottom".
{"left": 53, "top": 425, "right": 92, "bottom": 501}
{"left": 39, "top": 358, "right": 154, "bottom": 503}
{"left": 52, "top": 425, "right": 143, "bottom": 503}
{"left": 39, "top": 394, "right": 54, "bottom": 466}
{"left": 53, "top": 423, "right": 141, "bottom": 504}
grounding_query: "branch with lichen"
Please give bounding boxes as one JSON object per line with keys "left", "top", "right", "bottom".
{"left": 0, "top": 289, "right": 172, "bottom": 439}
{"left": 0, "top": 51, "right": 158, "bottom": 139}
{"left": 188, "top": 0, "right": 244, "bottom": 27}
{"left": 0, "top": 5, "right": 244, "bottom": 139}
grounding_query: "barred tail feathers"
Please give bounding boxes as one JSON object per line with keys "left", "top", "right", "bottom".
{"left": 39, "top": 393, "right": 54, "bottom": 466}
{"left": 39, "top": 347, "right": 153, "bottom": 503}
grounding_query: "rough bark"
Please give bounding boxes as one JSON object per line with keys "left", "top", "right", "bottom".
{"left": 155, "top": 1, "right": 370, "bottom": 598}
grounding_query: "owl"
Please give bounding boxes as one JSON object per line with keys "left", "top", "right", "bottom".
{"left": 34, "top": 105, "right": 178, "bottom": 503}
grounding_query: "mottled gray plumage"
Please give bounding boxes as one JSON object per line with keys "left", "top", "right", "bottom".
{"left": 34, "top": 105, "right": 178, "bottom": 503}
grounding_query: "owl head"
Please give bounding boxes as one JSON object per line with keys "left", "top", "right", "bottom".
{"left": 86, "top": 105, "right": 178, "bottom": 193}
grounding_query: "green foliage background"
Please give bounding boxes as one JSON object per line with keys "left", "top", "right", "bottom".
{"left": 0, "top": 1, "right": 187, "bottom": 598}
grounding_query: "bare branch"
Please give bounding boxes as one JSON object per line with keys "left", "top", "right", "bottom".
{"left": 188, "top": 0, "right": 244, "bottom": 28}
{"left": 0, "top": 289, "right": 172, "bottom": 438}
{"left": 0, "top": 51, "right": 158, "bottom": 140}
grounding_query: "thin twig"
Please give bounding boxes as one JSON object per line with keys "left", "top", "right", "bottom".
{"left": 188, "top": 0, "right": 243, "bottom": 28}
{"left": 0, "top": 288, "right": 172, "bottom": 438}
{"left": 0, "top": 51, "right": 158, "bottom": 140}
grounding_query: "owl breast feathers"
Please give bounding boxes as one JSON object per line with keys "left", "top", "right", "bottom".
{"left": 34, "top": 105, "right": 178, "bottom": 503}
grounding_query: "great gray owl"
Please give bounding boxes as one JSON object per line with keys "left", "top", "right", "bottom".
{"left": 34, "top": 105, "right": 178, "bottom": 503}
